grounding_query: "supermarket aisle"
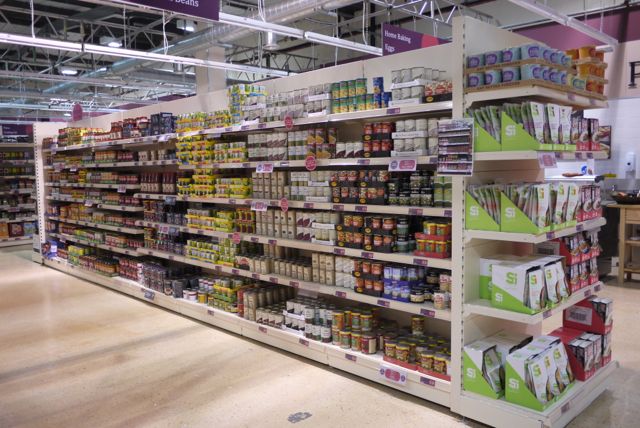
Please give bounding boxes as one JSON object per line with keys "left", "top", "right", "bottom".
{"left": 0, "top": 247, "right": 637, "bottom": 428}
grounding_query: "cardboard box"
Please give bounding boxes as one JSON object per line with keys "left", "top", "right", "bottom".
{"left": 549, "top": 326, "right": 596, "bottom": 381}
{"left": 563, "top": 296, "right": 613, "bottom": 334}
{"left": 479, "top": 254, "right": 521, "bottom": 300}
{"left": 463, "top": 340, "right": 503, "bottom": 398}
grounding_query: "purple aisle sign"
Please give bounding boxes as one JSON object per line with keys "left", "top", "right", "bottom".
{"left": 1, "top": 124, "right": 32, "bottom": 136}
{"left": 382, "top": 23, "right": 449, "bottom": 56}
{"left": 116, "top": 0, "right": 219, "bottom": 21}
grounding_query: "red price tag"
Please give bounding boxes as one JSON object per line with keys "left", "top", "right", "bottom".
{"left": 379, "top": 365, "right": 407, "bottom": 385}
{"left": 232, "top": 232, "right": 241, "bottom": 245}
{"left": 280, "top": 198, "right": 289, "bottom": 213}
{"left": 284, "top": 115, "right": 294, "bottom": 130}
{"left": 305, "top": 155, "right": 317, "bottom": 171}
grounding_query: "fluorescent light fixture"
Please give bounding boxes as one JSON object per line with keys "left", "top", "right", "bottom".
{"left": 304, "top": 31, "right": 383, "bottom": 56}
{"left": 177, "top": 19, "right": 196, "bottom": 33}
{"left": 566, "top": 16, "right": 619, "bottom": 46}
{"left": 100, "top": 36, "right": 122, "bottom": 48}
{"left": 84, "top": 43, "right": 291, "bottom": 77}
{"left": 97, "top": 66, "right": 108, "bottom": 72}
{"left": 507, "top": 0, "right": 618, "bottom": 46}
{"left": 59, "top": 66, "right": 78, "bottom": 76}
{"left": 219, "top": 13, "right": 305, "bottom": 39}
{"left": 63, "top": 113, "right": 72, "bottom": 117}
{"left": 264, "top": 32, "right": 279, "bottom": 51}
{"left": 0, "top": 32, "right": 83, "bottom": 52}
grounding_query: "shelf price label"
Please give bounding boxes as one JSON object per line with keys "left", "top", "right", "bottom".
{"left": 335, "top": 291, "right": 347, "bottom": 298}
{"left": 332, "top": 204, "right": 344, "bottom": 211}
{"left": 357, "top": 159, "right": 370, "bottom": 166}
{"left": 420, "top": 308, "right": 435, "bottom": 318}
{"left": 251, "top": 200, "right": 268, "bottom": 212}
{"left": 537, "top": 152, "right": 557, "bottom": 168}
{"left": 420, "top": 377, "right": 436, "bottom": 387}
{"left": 143, "top": 290, "right": 155, "bottom": 301}
{"left": 355, "top": 205, "right": 367, "bottom": 213}
{"left": 584, "top": 288, "right": 593, "bottom": 298}
{"left": 289, "top": 281, "right": 299, "bottom": 288}
{"left": 386, "top": 107, "right": 401, "bottom": 115}
{"left": 269, "top": 277, "right": 279, "bottom": 284}
{"left": 252, "top": 273, "right": 260, "bottom": 280}
{"left": 207, "top": 309, "right": 215, "bottom": 316}
{"left": 542, "top": 310, "right": 553, "bottom": 319}
{"left": 117, "top": 184, "right": 127, "bottom": 193}
{"left": 408, "top": 208, "right": 423, "bottom": 216}
{"left": 164, "top": 195, "right": 176, "bottom": 205}
{"left": 256, "top": 162, "right": 274, "bottom": 174}
{"left": 303, "top": 202, "right": 314, "bottom": 209}
{"left": 388, "top": 158, "right": 417, "bottom": 172}
{"left": 377, "top": 299, "right": 390, "bottom": 308}
{"left": 334, "top": 248, "right": 346, "bottom": 256}
{"left": 231, "top": 232, "right": 242, "bottom": 245}
{"left": 299, "top": 338, "right": 309, "bottom": 347}
{"left": 594, "top": 283, "right": 602, "bottom": 292}
{"left": 576, "top": 224, "right": 584, "bottom": 232}
{"left": 345, "top": 354, "right": 357, "bottom": 362}
{"left": 379, "top": 364, "right": 407, "bottom": 386}
{"left": 361, "top": 251, "right": 374, "bottom": 259}
{"left": 413, "top": 258, "right": 428, "bottom": 267}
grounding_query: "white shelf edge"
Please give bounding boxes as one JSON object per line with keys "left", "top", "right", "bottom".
{"left": 49, "top": 233, "right": 141, "bottom": 256}
{"left": 459, "top": 360, "right": 618, "bottom": 428}
{"left": 463, "top": 281, "right": 603, "bottom": 324}
{"left": 45, "top": 182, "right": 141, "bottom": 190}
{"left": 178, "top": 155, "right": 438, "bottom": 171}
{"left": 464, "top": 85, "right": 608, "bottom": 109}
{"left": 48, "top": 216, "right": 143, "bottom": 234}
{"left": 474, "top": 151, "right": 609, "bottom": 161}
{"left": 465, "top": 217, "right": 606, "bottom": 244}
{"left": 0, "top": 236, "right": 33, "bottom": 247}
{"left": 133, "top": 193, "right": 452, "bottom": 218}
{"left": 0, "top": 217, "right": 36, "bottom": 223}
{"left": 45, "top": 160, "right": 179, "bottom": 170}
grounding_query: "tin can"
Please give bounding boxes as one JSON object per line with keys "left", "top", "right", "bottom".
{"left": 356, "top": 95, "right": 366, "bottom": 111}
{"left": 356, "top": 78, "right": 367, "bottom": 95}
{"left": 361, "top": 314, "right": 373, "bottom": 331}
{"left": 361, "top": 334, "right": 377, "bottom": 354}
{"left": 340, "top": 330, "right": 351, "bottom": 349}
{"left": 411, "top": 315, "right": 424, "bottom": 335}
{"left": 384, "top": 340, "right": 397, "bottom": 358}
{"left": 348, "top": 80, "right": 356, "bottom": 97}
{"left": 351, "top": 332, "right": 362, "bottom": 351}
{"left": 331, "top": 82, "right": 340, "bottom": 99}
{"left": 373, "top": 77, "right": 384, "bottom": 94}
{"left": 333, "top": 310, "right": 345, "bottom": 330}
{"left": 339, "top": 81, "right": 348, "bottom": 98}
{"left": 395, "top": 344, "right": 410, "bottom": 362}
{"left": 419, "top": 350, "right": 435, "bottom": 370}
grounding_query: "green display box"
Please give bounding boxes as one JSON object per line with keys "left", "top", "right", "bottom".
{"left": 465, "top": 192, "right": 500, "bottom": 231}
{"left": 500, "top": 193, "right": 551, "bottom": 234}
{"left": 501, "top": 112, "right": 555, "bottom": 152}
{"left": 505, "top": 357, "right": 574, "bottom": 411}
{"left": 463, "top": 343, "right": 503, "bottom": 399}
{"left": 474, "top": 121, "right": 501, "bottom": 152}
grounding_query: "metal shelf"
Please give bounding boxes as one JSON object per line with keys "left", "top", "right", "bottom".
{"left": 178, "top": 155, "right": 438, "bottom": 171}
{"left": 474, "top": 151, "right": 609, "bottom": 161}
{"left": 0, "top": 175, "right": 35, "bottom": 180}
{"left": 459, "top": 361, "right": 618, "bottom": 428}
{"left": 45, "top": 159, "right": 179, "bottom": 170}
{"left": 0, "top": 216, "right": 36, "bottom": 223}
{"left": 0, "top": 236, "right": 33, "bottom": 247}
{"left": 133, "top": 193, "right": 452, "bottom": 218}
{"left": 48, "top": 216, "right": 143, "bottom": 234}
{"left": 45, "top": 196, "right": 144, "bottom": 211}
{"left": 465, "top": 217, "right": 606, "bottom": 244}
{"left": 0, "top": 203, "right": 36, "bottom": 212}
{"left": 465, "top": 84, "right": 608, "bottom": 109}
{"left": 464, "top": 281, "right": 603, "bottom": 324}
{"left": 49, "top": 233, "right": 141, "bottom": 256}
{"left": 45, "top": 182, "right": 141, "bottom": 190}
{"left": 0, "top": 188, "right": 33, "bottom": 195}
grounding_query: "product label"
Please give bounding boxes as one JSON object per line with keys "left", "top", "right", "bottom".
{"left": 537, "top": 152, "right": 557, "bottom": 168}
{"left": 379, "top": 364, "right": 407, "bottom": 385}
{"left": 284, "top": 115, "right": 294, "bottom": 130}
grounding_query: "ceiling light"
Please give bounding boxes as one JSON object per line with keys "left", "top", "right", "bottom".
{"left": 59, "top": 66, "right": 78, "bottom": 76}
{"left": 0, "top": 32, "right": 83, "bottom": 52}
{"left": 304, "top": 32, "right": 383, "bottom": 56}
{"left": 97, "top": 66, "right": 107, "bottom": 72}
{"left": 220, "top": 13, "right": 305, "bottom": 39}
{"left": 177, "top": 19, "right": 196, "bottom": 33}
{"left": 84, "top": 43, "right": 291, "bottom": 77}
{"left": 63, "top": 113, "right": 71, "bottom": 117}
{"left": 100, "top": 36, "right": 122, "bottom": 48}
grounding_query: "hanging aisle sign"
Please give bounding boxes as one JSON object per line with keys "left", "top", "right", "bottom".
{"left": 115, "top": 0, "right": 219, "bottom": 21}
{"left": 382, "top": 23, "right": 449, "bottom": 56}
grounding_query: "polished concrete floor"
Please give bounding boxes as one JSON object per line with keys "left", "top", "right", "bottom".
{"left": 0, "top": 247, "right": 637, "bottom": 428}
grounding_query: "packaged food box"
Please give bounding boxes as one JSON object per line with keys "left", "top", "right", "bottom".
{"left": 563, "top": 296, "right": 613, "bottom": 334}
{"left": 463, "top": 339, "right": 503, "bottom": 398}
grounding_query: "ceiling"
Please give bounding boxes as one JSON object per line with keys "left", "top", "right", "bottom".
{"left": 0, "top": 0, "right": 633, "bottom": 122}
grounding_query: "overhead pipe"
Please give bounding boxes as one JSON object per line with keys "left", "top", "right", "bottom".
{"left": 44, "top": 0, "right": 362, "bottom": 94}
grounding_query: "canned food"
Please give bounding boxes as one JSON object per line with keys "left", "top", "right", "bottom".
{"left": 340, "top": 330, "right": 351, "bottom": 349}
{"left": 361, "top": 334, "right": 377, "bottom": 354}
{"left": 351, "top": 332, "right": 362, "bottom": 351}
{"left": 395, "top": 344, "right": 410, "bottom": 362}
{"left": 384, "top": 340, "right": 397, "bottom": 358}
